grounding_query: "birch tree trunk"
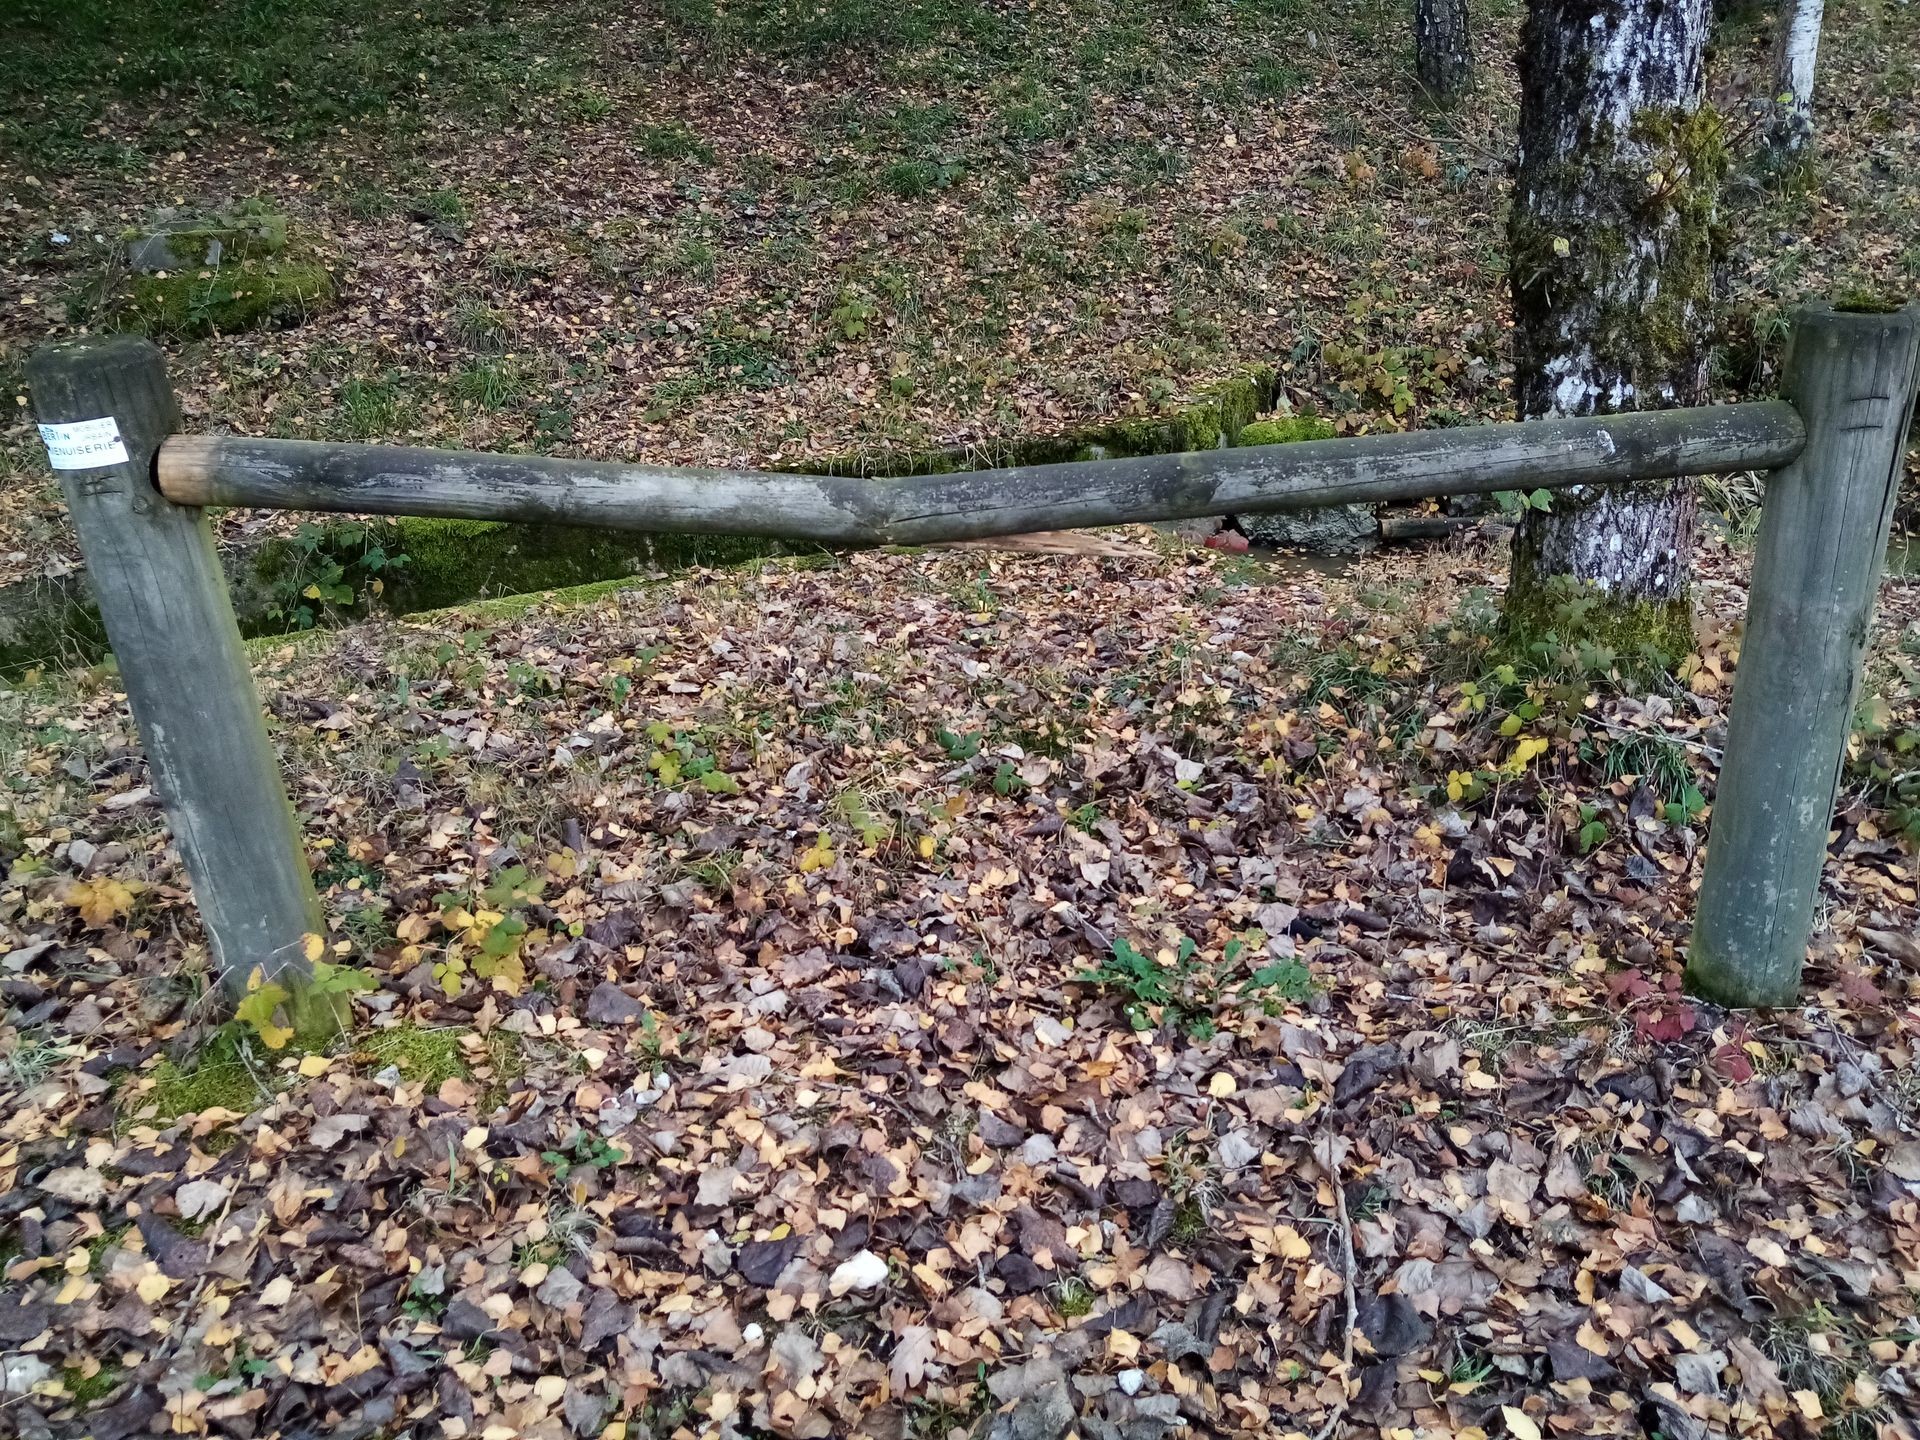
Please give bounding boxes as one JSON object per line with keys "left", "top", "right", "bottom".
{"left": 1768, "top": 0, "right": 1824, "bottom": 157}
{"left": 1414, "top": 0, "right": 1475, "bottom": 103}
{"left": 1502, "top": 0, "right": 1723, "bottom": 660}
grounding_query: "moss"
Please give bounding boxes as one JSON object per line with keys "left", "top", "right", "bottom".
{"left": 1508, "top": 104, "right": 1728, "bottom": 409}
{"left": 387, "top": 517, "right": 791, "bottom": 611}
{"left": 1499, "top": 571, "right": 1695, "bottom": 672}
{"left": 361, "top": 1024, "right": 471, "bottom": 1089}
{"left": 137, "top": 1058, "right": 264, "bottom": 1125}
{"left": 430, "top": 574, "right": 651, "bottom": 625}
{"left": 117, "top": 256, "right": 334, "bottom": 338}
{"left": 1239, "top": 415, "right": 1338, "bottom": 446}
{"left": 1833, "top": 289, "right": 1911, "bottom": 315}
{"left": 4, "top": 517, "right": 797, "bottom": 674}
{"left": 61, "top": 1363, "right": 124, "bottom": 1408}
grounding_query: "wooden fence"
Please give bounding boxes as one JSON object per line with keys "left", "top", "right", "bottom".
{"left": 25, "top": 302, "right": 1920, "bottom": 1013}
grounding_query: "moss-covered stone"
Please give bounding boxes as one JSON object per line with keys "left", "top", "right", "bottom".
{"left": 4, "top": 367, "right": 1276, "bottom": 673}
{"left": 125, "top": 200, "right": 288, "bottom": 272}
{"left": 118, "top": 256, "right": 335, "bottom": 338}
{"left": 1238, "top": 415, "right": 1338, "bottom": 446}
{"left": 1233, "top": 413, "right": 1374, "bottom": 553}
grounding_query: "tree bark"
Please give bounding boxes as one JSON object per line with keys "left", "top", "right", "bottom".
{"left": 1414, "top": 0, "right": 1475, "bottom": 103}
{"left": 1768, "top": 0, "right": 1823, "bottom": 157}
{"left": 1503, "top": 0, "right": 1722, "bottom": 656}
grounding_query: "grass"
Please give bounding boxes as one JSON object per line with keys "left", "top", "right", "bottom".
{"left": 335, "top": 374, "right": 416, "bottom": 440}
{"left": 1049, "top": 1275, "right": 1096, "bottom": 1317}
{"left": 0, "top": 0, "right": 591, "bottom": 167}
{"left": 635, "top": 122, "right": 715, "bottom": 163}
{"left": 454, "top": 360, "right": 531, "bottom": 411}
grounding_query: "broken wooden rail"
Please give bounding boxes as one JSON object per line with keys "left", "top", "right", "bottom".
{"left": 25, "top": 302, "right": 1920, "bottom": 1015}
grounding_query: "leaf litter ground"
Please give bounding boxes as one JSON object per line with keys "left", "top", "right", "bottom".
{"left": 4, "top": 532, "right": 1920, "bottom": 1439}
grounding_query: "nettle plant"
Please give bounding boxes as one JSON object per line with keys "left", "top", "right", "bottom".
{"left": 1074, "top": 934, "right": 1318, "bottom": 1040}
{"left": 645, "top": 721, "right": 742, "bottom": 795}
{"left": 396, "top": 863, "right": 548, "bottom": 998}
{"left": 265, "top": 520, "right": 410, "bottom": 630}
{"left": 1851, "top": 636, "right": 1920, "bottom": 844}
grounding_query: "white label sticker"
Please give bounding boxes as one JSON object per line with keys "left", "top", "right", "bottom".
{"left": 39, "top": 417, "right": 130, "bottom": 471}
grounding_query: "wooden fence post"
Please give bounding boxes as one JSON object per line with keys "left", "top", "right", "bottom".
{"left": 1689, "top": 303, "right": 1920, "bottom": 1006}
{"left": 27, "top": 336, "right": 336, "bottom": 1027}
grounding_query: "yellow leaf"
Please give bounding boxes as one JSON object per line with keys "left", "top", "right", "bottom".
{"left": 1501, "top": 1406, "right": 1542, "bottom": 1440}
{"left": 1551, "top": 236, "right": 1571, "bottom": 258}
{"left": 136, "top": 1270, "right": 172, "bottom": 1303}
{"left": 1271, "top": 1225, "right": 1312, "bottom": 1260}
{"left": 66, "top": 877, "right": 135, "bottom": 928}
{"left": 302, "top": 932, "right": 326, "bottom": 963}
{"left": 798, "top": 837, "right": 835, "bottom": 874}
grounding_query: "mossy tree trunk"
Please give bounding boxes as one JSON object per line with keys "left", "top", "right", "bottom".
{"left": 1767, "top": 0, "right": 1824, "bottom": 158}
{"left": 1414, "top": 0, "right": 1475, "bottom": 103}
{"left": 1503, "top": 0, "right": 1723, "bottom": 658}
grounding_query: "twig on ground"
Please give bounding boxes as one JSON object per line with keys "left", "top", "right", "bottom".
{"left": 1586, "top": 714, "right": 1723, "bottom": 759}
{"left": 1311, "top": 1130, "right": 1359, "bottom": 1440}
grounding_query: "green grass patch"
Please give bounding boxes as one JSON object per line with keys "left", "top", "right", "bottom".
{"left": 636, "top": 121, "right": 715, "bottom": 163}
{"left": 0, "top": 0, "right": 591, "bottom": 167}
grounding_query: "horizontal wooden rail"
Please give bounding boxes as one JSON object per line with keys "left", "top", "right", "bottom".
{"left": 158, "top": 400, "right": 1804, "bottom": 547}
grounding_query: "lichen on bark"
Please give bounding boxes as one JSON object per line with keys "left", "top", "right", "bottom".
{"left": 1502, "top": 0, "right": 1721, "bottom": 650}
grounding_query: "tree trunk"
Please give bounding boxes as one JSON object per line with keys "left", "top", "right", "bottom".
{"left": 1414, "top": 0, "right": 1475, "bottom": 103}
{"left": 1768, "top": 0, "right": 1824, "bottom": 157}
{"left": 1502, "top": 0, "right": 1723, "bottom": 659}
